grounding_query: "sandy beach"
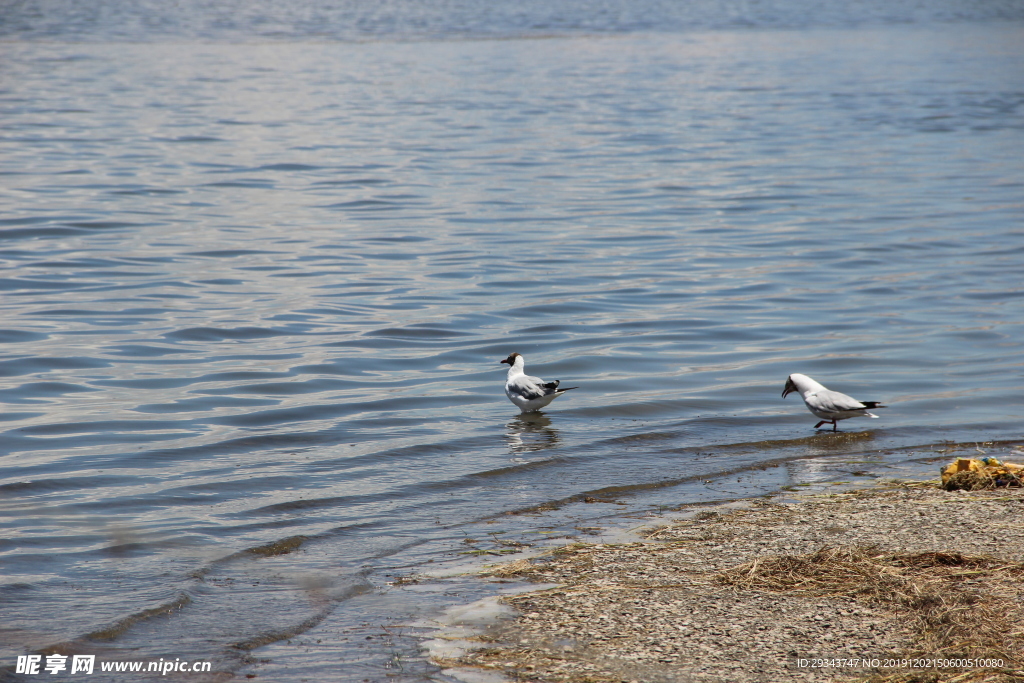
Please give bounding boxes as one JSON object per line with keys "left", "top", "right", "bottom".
{"left": 438, "top": 470, "right": 1024, "bottom": 683}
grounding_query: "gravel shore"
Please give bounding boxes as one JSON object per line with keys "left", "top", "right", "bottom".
{"left": 441, "top": 478, "right": 1024, "bottom": 683}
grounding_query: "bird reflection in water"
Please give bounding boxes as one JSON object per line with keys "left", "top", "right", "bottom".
{"left": 506, "top": 412, "right": 561, "bottom": 459}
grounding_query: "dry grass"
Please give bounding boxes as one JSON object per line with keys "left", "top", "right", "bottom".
{"left": 488, "top": 558, "right": 535, "bottom": 578}
{"left": 942, "top": 470, "right": 1023, "bottom": 492}
{"left": 718, "top": 546, "right": 1024, "bottom": 681}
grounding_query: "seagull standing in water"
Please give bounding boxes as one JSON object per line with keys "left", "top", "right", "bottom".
{"left": 782, "top": 373, "right": 886, "bottom": 431}
{"left": 500, "top": 353, "right": 577, "bottom": 413}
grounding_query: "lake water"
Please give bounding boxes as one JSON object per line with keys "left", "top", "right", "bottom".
{"left": 1, "top": 1, "right": 1023, "bottom": 681}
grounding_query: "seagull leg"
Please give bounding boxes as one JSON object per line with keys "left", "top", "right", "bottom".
{"left": 814, "top": 421, "right": 827, "bottom": 429}
{"left": 832, "top": 420, "right": 838, "bottom": 432}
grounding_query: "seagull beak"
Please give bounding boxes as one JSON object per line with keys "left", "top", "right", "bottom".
{"left": 500, "top": 358, "right": 511, "bottom": 365}
{"left": 782, "top": 379, "right": 795, "bottom": 398}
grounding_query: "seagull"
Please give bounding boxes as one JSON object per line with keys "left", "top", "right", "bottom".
{"left": 782, "top": 373, "right": 886, "bottom": 431}
{"left": 500, "top": 352, "right": 577, "bottom": 413}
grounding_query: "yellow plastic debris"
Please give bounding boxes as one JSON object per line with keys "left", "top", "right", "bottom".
{"left": 940, "top": 457, "right": 1023, "bottom": 491}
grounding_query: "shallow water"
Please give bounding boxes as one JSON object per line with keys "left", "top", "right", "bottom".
{"left": 1, "top": 1, "right": 1023, "bottom": 680}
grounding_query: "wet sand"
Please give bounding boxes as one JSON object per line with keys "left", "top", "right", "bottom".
{"left": 438, "top": 475, "right": 1024, "bottom": 683}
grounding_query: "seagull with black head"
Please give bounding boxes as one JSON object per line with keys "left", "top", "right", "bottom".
{"left": 500, "top": 352, "right": 577, "bottom": 413}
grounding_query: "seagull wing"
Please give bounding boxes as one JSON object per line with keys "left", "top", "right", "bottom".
{"left": 814, "top": 389, "right": 870, "bottom": 413}
{"left": 507, "top": 375, "right": 549, "bottom": 401}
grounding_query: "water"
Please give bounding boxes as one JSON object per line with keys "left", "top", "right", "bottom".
{"left": 1, "top": 1, "right": 1023, "bottom": 680}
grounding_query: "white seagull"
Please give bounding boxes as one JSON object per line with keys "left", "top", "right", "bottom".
{"left": 500, "top": 352, "right": 577, "bottom": 413}
{"left": 782, "top": 373, "right": 886, "bottom": 432}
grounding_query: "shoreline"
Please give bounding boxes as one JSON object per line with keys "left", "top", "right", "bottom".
{"left": 432, "top": 455, "right": 1024, "bottom": 682}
